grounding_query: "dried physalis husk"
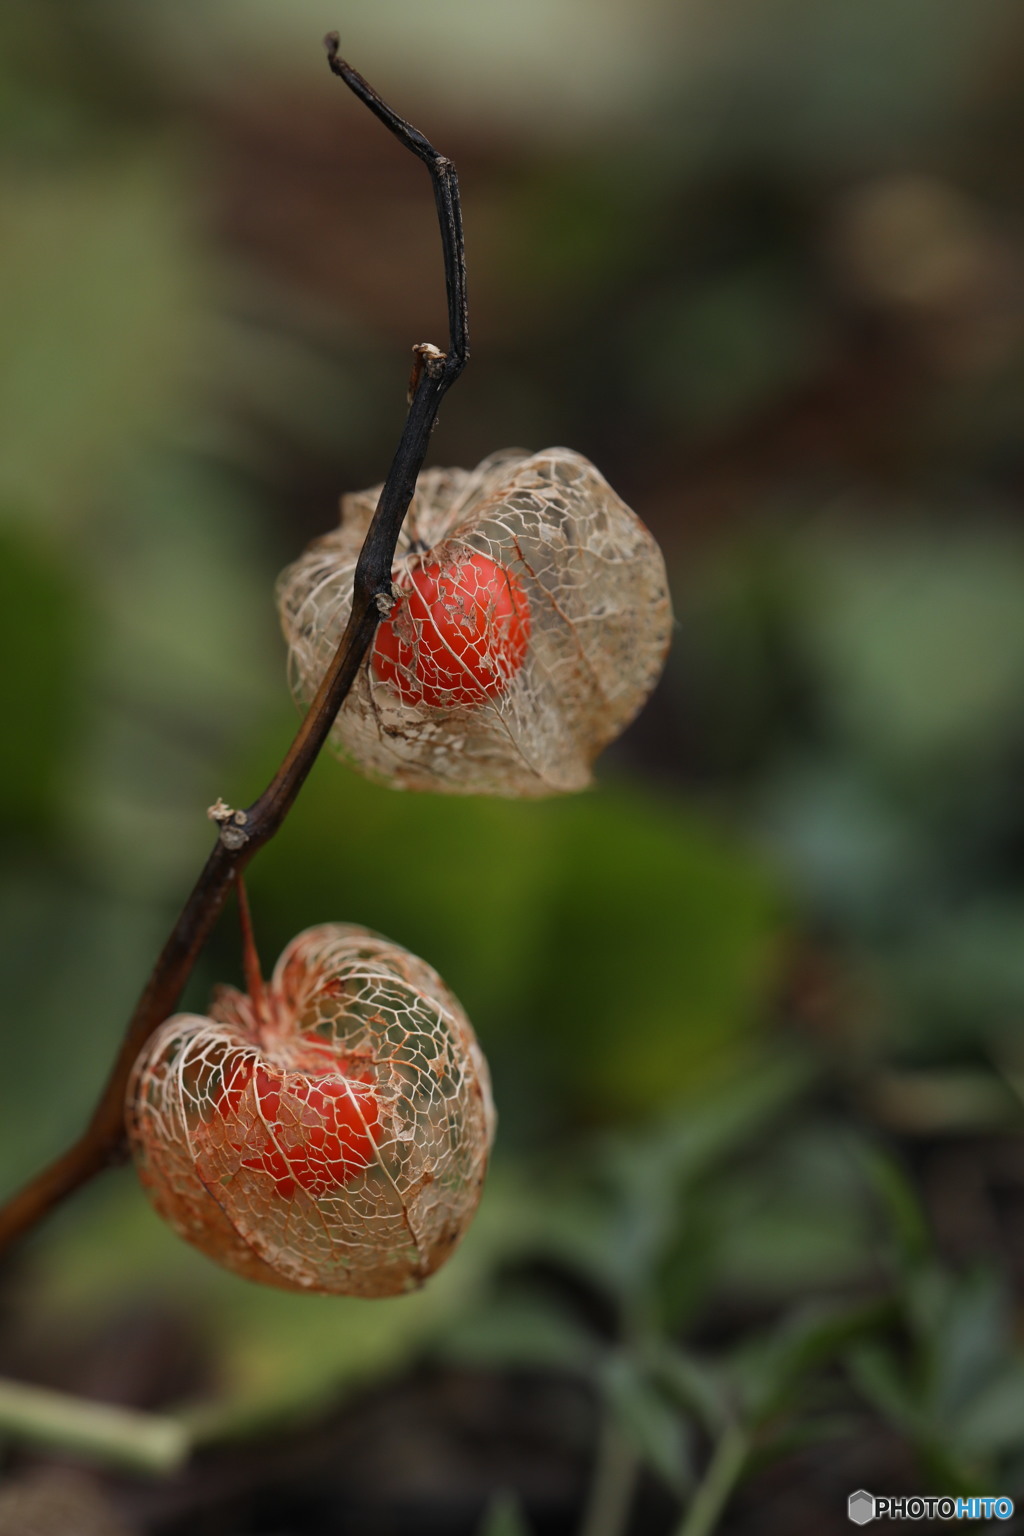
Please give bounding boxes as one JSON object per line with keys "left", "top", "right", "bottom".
{"left": 127, "top": 925, "right": 494, "bottom": 1297}
{"left": 277, "top": 448, "right": 673, "bottom": 796}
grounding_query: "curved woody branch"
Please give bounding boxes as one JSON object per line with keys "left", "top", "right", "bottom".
{"left": 0, "top": 37, "right": 469, "bottom": 1253}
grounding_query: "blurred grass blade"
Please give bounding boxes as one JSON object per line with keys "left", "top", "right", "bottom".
{"left": 734, "top": 1297, "right": 897, "bottom": 1423}
{"left": 653, "top": 1053, "right": 813, "bottom": 1182}
{"left": 0, "top": 1377, "right": 189, "bottom": 1475}
{"left": 953, "top": 1363, "right": 1024, "bottom": 1457}
{"left": 674, "top": 1423, "right": 748, "bottom": 1536}
{"left": 859, "top": 1146, "right": 931, "bottom": 1268}
{"left": 601, "top": 1353, "right": 692, "bottom": 1494}
{"left": 656, "top": 1347, "right": 732, "bottom": 1437}
{"left": 477, "top": 1490, "right": 532, "bottom": 1536}
{"left": 578, "top": 1410, "right": 638, "bottom": 1536}
{"left": 846, "top": 1342, "right": 922, "bottom": 1436}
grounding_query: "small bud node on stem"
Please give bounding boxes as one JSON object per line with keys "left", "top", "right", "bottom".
{"left": 408, "top": 343, "right": 446, "bottom": 402}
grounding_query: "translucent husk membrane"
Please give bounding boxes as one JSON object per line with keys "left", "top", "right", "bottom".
{"left": 127, "top": 925, "right": 494, "bottom": 1297}
{"left": 277, "top": 448, "right": 673, "bottom": 796}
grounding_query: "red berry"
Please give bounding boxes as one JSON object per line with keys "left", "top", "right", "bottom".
{"left": 373, "top": 551, "right": 531, "bottom": 708}
{"left": 216, "top": 1058, "right": 380, "bottom": 1201}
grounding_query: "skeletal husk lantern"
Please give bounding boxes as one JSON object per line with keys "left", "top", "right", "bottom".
{"left": 277, "top": 448, "right": 673, "bottom": 796}
{"left": 127, "top": 925, "right": 494, "bottom": 1297}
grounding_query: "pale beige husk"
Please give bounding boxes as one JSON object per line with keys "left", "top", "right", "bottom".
{"left": 127, "top": 925, "right": 494, "bottom": 1297}
{"left": 276, "top": 448, "right": 673, "bottom": 796}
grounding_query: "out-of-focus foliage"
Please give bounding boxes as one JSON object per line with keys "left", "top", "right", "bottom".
{"left": 3, "top": 0, "right": 1024, "bottom": 1530}
{"left": 0, "top": 526, "right": 84, "bottom": 840}
{"left": 249, "top": 764, "right": 780, "bottom": 1125}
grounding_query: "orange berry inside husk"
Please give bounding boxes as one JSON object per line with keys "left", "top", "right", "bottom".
{"left": 373, "top": 550, "right": 531, "bottom": 708}
{"left": 215, "top": 1057, "right": 380, "bottom": 1201}
{"left": 127, "top": 923, "right": 495, "bottom": 1297}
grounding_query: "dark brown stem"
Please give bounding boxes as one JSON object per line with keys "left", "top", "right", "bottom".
{"left": 0, "top": 40, "right": 469, "bottom": 1254}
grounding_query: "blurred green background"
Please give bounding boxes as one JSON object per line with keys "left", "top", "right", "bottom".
{"left": 4, "top": 2, "right": 1024, "bottom": 1532}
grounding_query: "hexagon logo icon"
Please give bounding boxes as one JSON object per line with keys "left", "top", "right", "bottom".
{"left": 848, "top": 1490, "right": 875, "bottom": 1525}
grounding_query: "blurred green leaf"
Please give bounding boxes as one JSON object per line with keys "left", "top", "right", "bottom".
{"left": 798, "top": 531, "right": 1024, "bottom": 773}
{"left": 860, "top": 1147, "right": 932, "bottom": 1271}
{"left": 250, "top": 766, "right": 783, "bottom": 1123}
{"left": 733, "top": 1299, "right": 893, "bottom": 1424}
{"left": 907, "top": 1267, "right": 1009, "bottom": 1424}
{"left": 953, "top": 1365, "right": 1024, "bottom": 1457}
{"left": 434, "top": 1294, "right": 597, "bottom": 1375}
{"left": 600, "top": 1352, "right": 692, "bottom": 1494}
{"left": 506, "top": 1058, "right": 809, "bottom": 1313}
{"left": 0, "top": 524, "right": 85, "bottom": 838}
{"left": 484, "top": 783, "right": 782, "bottom": 1117}
{"left": 878, "top": 910, "right": 1024, "bottom": 1055}
{"left": 655, "top": 1347, "right": 732, "bottom": 1437}
{"left": 842, "top": 1264, "right": 1024, "bottom": 1487}
{"left": 846, "top": 1341, "right": 922, "bottom": 1437}
{"left": 711, "top": 1121, "right": 877, "bottom": 1301}
{"left": 757, "top": 760, "right": 936, "bottom": 934}
{"left": 604, "top": 1058, "right": 811, "bottom": 1311}
{"left": 637, "top": 263, "right": 823, "bottom": 433}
